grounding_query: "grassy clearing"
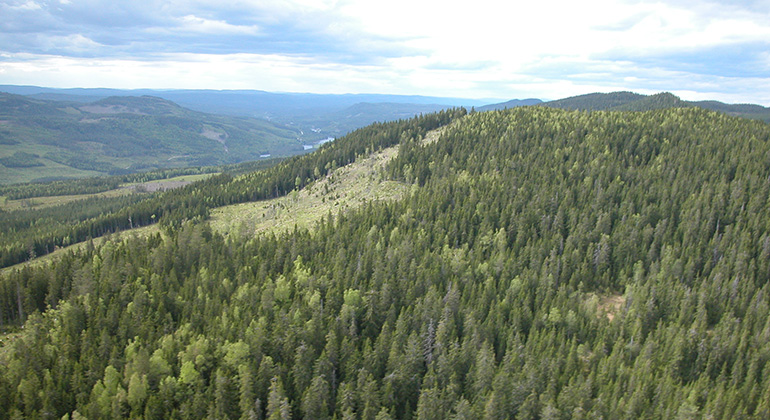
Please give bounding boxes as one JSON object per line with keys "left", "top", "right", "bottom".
{"left": 0, "top": 157, "right": 104, "bottom": 185}
{"left": 122, "top": 173, "right": 217, "bottom": 187}
{"left": 209, "top": 126, "right": 449, "bottom": 237}
{"left": 210, "top": 144, "right": 409, "bottom": 237}
{"left": 0, "top": 173, "right": 217, "bottom": 211}
{"left": 0, "top": 187, "right": 133, "bottom": 211}
{"left": 597, "top": 294, "right": 626, "bottom": 321}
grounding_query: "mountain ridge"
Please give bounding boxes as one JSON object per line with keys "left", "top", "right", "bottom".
{"left": 540, "top": 91, "right": 770, "bottom": 120}
{"left": 480, "top": 91, "right": 770, "bottom": 121}
{"left": 0, "top": 92, "right": 302, "bottom": 184}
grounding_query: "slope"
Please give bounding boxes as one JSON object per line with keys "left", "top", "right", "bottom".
{"left": 476, "top": 98, "right": 544, "bottom": 111}
{"left": 2, "top": 107, "right": 770, "bottom": 419}
{"left": 209, "top": 125, "right": 447, "bottom": 238}
{"left": 1, "top": 85, "right": 493, "bottom": 143}
{"left": 541, "top": 91, "right": 646, "bottom": 110}
{"left": 0, "top": 109, "right": 465, "bottom": 269}
{"left": 0, "top": 93, "right": 302, "bottom": 184}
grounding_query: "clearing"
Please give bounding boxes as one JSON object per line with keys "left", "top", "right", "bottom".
{"left": 209, "top": 125, "right": 448, "bottom": 237}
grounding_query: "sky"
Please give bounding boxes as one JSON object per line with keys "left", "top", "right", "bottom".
{"left": 1, "top": 0, "right": 769, "bottom": 105}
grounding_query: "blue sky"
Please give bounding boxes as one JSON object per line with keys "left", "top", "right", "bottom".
{"left": 1, "top": 0, "right": 769, "bottom": 105}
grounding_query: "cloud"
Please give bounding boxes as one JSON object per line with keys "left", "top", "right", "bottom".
{"left": 0, "top": 0, "right": 769, "bottom": 105}
{"left": 174, "top": 15, "right": 259, "bottom": 35}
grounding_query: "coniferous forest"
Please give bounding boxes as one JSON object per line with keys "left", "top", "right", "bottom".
{"left": 2, "top": 106, "right": 770, "bottom": 419}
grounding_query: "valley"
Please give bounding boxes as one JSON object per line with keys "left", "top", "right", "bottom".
{"left": 0, "top": 93, "right": 303, "bottom": 184}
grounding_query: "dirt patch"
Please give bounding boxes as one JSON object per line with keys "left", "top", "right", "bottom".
{"left": 128, "top": 181, "right": 192, "bottom": 193}
{"left": 79, "top": 117, "right": 110, "bottom": 123}
{"left": 201, "top": 128, "right": 227, "bottom": 143}
{"left": 421, "top": 125, "right": 448, "bottom": 145}
{"left": 79, "top": 105, "right": 146, "bottom": 115}
{"left": 597, "top": 294, "right": 626, "bottom": 321}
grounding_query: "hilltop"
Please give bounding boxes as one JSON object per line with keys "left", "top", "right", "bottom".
{"left": 475, "top": 98, "right": 543, "bottom": 111}
{"left": 1, "top": 106, "right": 770, "bottom": 418}
{"left": 540, "top": 91, "right": 770, "bottom": 121}
{"left": 479, "top": 91, "right": 770, "bottom": 122}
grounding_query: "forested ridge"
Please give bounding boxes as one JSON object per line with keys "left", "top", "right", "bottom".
{"left": 535, "top": 91, "right": 770, "bottom": 122}
{"left": 2, "top": 106, "right": 770, "bottom": 419}
{"left": 0, "top": 110, "right": 462, "bottom": 269}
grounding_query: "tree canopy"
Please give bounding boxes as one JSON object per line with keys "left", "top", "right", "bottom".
{"left": 1, "top": 106, "right": 769, "bottom": 419}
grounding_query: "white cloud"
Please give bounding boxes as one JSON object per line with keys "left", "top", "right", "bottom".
{"left": 9, "top": 0, "right": 42, "bottom": 11}
{"left": 1, "top": 0, "right": 769, "bottom": 105}
{"left": 175, "top": 15, "right": 259, "bottom": 35}
{"left": 44, "top": 34, "right": 103, "bottom": 51}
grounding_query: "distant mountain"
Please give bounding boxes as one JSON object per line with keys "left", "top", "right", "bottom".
{"left": 80, "top": 95, "right": 190, "bottom": 116}
{"left": 538, "top": 91, "right": 770, "bottom": 121}
{"left": 289, "top": 102, "right": 454, "bottom": 139}
{"left": 609, "top": 92, "right": 692, "bottom": 111}
{"left": 541, "top": 91, "right": 646, "bottom": 110}
{"left": 476, "top": 98, "right": 543, "bottom": 112}
{"left": 0, "top": 93, "right": 302, "bottom": 184}
{"left": 0, "top": 85, "right": 494, "bottom": 141}
{"left": 690, "top": 100, "right": 770, "bottom": 121}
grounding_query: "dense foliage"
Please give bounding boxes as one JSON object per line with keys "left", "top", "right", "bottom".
{"left": 1, "top": 107, "right": 770, "bottom": 419}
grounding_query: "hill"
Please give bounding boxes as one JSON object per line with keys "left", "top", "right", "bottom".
{"left": 537, "top": 91, "right": 770, "bottom": 121}
{"left": 1, "top": 106, "right": 770, "bottom": 418}
{"left": 539, "top": 91, "right": 647, "bottom": 110}
{"left": 0, "top": 93, "right": 302, "bottom": 184}
{"left": 475, "top": 98, "right": 543, "bottom": 112}
{"left": 296, "top": 102, "right": 453, "bottom": 139}
{"left": 0, "top": 85, "right": 494, "bottom": 143}
{"left": 609, "top": 91, "right": 692, "bottom": 111}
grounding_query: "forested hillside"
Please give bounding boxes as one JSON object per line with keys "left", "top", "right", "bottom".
{"left": 535, "top": 91, "right": 770, "bottom": 121}
{"left": 2, "top": 106, "right": 770, "bottom": 419}
{"left": 0, "top": 93, "right": 301, "bottom": 184}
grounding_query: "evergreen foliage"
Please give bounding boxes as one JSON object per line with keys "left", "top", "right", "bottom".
{"left": 1, "top": 106, "right": 770, "bottom": 419}
{"left": 538, "top": 91, "right": 770, "bottom": 121}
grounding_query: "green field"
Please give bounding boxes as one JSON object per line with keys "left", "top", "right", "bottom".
{"left": 209, "top": 126, "right": 447, "bottom": 237}
{"left": 210, "top": 143, "right": 409, "bottom": 237}
{"left": 0, "top": 173, "right": 216, "bottom": 211}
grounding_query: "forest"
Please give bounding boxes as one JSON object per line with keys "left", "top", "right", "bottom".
{"left": 0, "top": 93, "right": 303, "bottom": 184}
{"left": 1, "top": 106, "right": 770, "bottom": 419}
